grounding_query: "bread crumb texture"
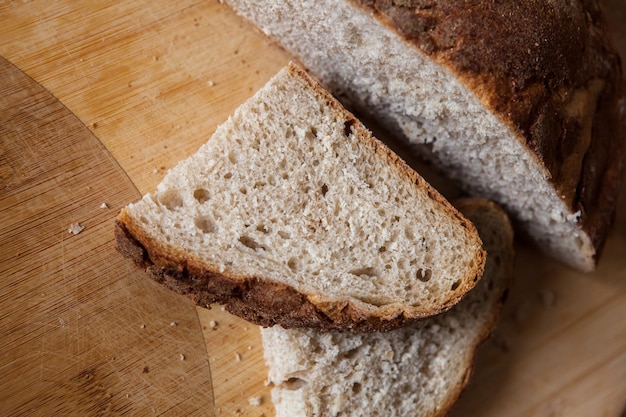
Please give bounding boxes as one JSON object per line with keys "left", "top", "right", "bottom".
{"left": 118, "top": 64, "right": 485, "bottom": 330}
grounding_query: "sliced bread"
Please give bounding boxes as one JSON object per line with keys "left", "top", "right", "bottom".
{"left": 261, "top": 198, "right": 515, "bottom": 417}
{"left": 225, "top": 0, "right": 625, "bottom": 271}
{"left": 115, "top": 62, "right": 486, "bottom": 332}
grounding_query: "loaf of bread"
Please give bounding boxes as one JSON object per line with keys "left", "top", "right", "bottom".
{"left": 115, "top": 62, "right": 486, "bottom": 332}
{"left": 261, "top": 198, "right": 514, "bottom": 417}
{"left": 225, "top": 0, "right": 625, "bottom": 271}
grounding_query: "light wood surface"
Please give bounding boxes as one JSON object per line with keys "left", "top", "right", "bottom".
{"left": 1, "top": 1, "right": 625, "bottom": 416}
{"left": 0, "top": 56, "right": 214, "bottom": 416}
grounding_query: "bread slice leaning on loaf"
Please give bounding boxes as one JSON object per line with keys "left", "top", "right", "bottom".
{"left": 115, "top": 62, "right": 486, "bottom": 332}
{"left": 225, "top": 0, "right": 625, "bottom": 271}
{"left": 261, "top": 198, "right": 514, "bottom": 417}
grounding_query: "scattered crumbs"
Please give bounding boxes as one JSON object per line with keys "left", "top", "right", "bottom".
{"left": 153, "top": 55, "right": 159, "bottom": 62}
{"left": 128, "top": 81, "right": 133, "bottom": 88}
{"left": 100, "top": 202, "right": 109, "bottom": 209}
{"left": 248, "top": 396, "right": 262, "bottom": 407}
{"left": 126, "top": 393, "right": 131, "bottom": 399}
{"left": 247, "top": 345, "right": 252, "bottom": 351}
{"left": 235, "top": 352, "right": 242, "bottom": 362}
{"left": 140, "top": 324, "right": 146, "bottom": 329}
{"left": 209, "top": 320, "right": 218, "bottom": 329}
{"left": 68, "top": 223, "right": 85, "bottom": 235}
{"left": 207, "top": 80, "right": 215, "bottom": 87}
{"left": 235, "top": 408, "right": 243, "bottom": 415}
{"left": 152, "top": 168, "right": 159, "bottom": 174}
{"left": 170, "top": 321, "right": 178, "bottom": 327}
{"left": 142, "top": 366, "right": 149, "bottom": 373}
{"left": 179, "top": 354, "right": 185, "bottom": 361}
{"left": 539, "top": 289, "right": 557, "bottom": 308}
{"left": 91, "top": 121, "right": 99, "bottom": 129}
{"left": 243, "top": 326, "right": 249, "bottom": 331}
{"left": 220, "top": 306, "right": 226, "bottom": 312}
{"left": 263, "top": 378, "right": 272, "bottom": 387}
{"left": 58, "top": 317, "right": 67, "bottom": 328}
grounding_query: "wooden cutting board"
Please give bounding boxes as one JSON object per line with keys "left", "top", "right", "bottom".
{"left": 0, "top": 56, "right": 214, "bottom": 415}
{"left": 0, "top": 1, "right": 625, "bottom": 416}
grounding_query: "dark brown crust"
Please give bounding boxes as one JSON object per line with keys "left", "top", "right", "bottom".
{"left": 113, "top": 63, "right": 487, "bottom": 333}
{"left": 352, "top": 0, "right": 625, "bottom": 268}
{"left": 116, "top": 218, "right": 459, "bottom": 332}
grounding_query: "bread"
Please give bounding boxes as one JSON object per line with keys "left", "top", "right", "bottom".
{"left": 115, "top": 62, "right": 486, "bottom": 332}
{"left": 261, "top": 198, "right": 514, "bottom": 417}
{"left": 224, "top": 0, "right": 625, "bottom": 271}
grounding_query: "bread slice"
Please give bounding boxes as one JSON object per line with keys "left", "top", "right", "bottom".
{"left": 224, "top": 0, "right": 625, "bottom": 271}
{"left": 261, "top": 198, "right": 514, "bottom": 417}
{"left": 115, "top": 62, "right": 486, "bottom": 332}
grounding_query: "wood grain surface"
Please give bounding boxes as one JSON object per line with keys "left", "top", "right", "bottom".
{"left": 0, "top": 1, "right": 625, "bottom": 416}
{"left": 0, "top": 56, "right": 214, "bottom": 416}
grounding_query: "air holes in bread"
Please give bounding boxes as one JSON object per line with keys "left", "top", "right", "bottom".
{"left": 451, "top": 279, "right": 461, "bottom": 291}
{"left": 139, "top": 215, "right": 148, "bottom": 224}
{"left": 193, "top": 188, "right": 210, "bottom": 203}
{"left": 352, "top": 382, "right": 362, "bottom": 394}
{"left": 321, "top": 183, "right": 329, "bottom": 196}
{"left": 349, "top": 267, "right": 377, "bottom": 277}
{"left": 305, "top": 126, "right": 318, "bottom": 140}
{"left": 195, "top": 216, "right": 217, "bottom": 233}
{"left": 416, "top": 268, "right": 432, "bottom": 282}
{"left": 223, "top": 172, "right": 233, "bottom": 179}
{"left": 158, "top": 189, "right": 183, "bottom": 210}
{"left": 283, "top": 377, "right": 307, "bottom": 391}
{"left": 343, "top": 119, "right": 355, "bottom": 136}
{"left": 287, "top": 257, "right": 300, "bottom": 272}
{"left": 278, "top": 231, "right": 291, "bottom": 239}
{"left": 239, "top": 235, "right": 265, "bottom": 251}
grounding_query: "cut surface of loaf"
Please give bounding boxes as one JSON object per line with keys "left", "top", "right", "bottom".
{"left": 225, "top": 0, "right": 625, "bottom": 271}
{"left": 115, "top": 62, "right": 486, "bottom": 332}
{"left": 261, "top": 198, "right": 515, "bottom": 417}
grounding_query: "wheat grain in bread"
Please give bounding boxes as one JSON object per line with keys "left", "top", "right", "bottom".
{"left": 115, "top": 62, "right": 486, "bottom": 332}
{"left": 261, "top": 198, "right": 514, "bottom": 417}
{"left": 225, "top": 0, "right": 625, "bottom": 271}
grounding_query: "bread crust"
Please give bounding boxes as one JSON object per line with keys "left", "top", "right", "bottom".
{"left": 351, "top": 0, "right": 625, "bottom": 265}
{"left": 116, "top": 215, "right": 478, "bottom": 332}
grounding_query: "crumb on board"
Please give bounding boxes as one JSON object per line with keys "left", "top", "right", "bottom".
{"left": 170, "top": 321, "right": 178, "bottom": 327}
{"left": 179, "top": 354, "right": 185, "bottom": 361}
{"left": 140, "top": 324, "right": 146, "bottom": 329}
{"left": 209, "top": 320, "right": 218, "bottom": 329}
{"left": 207, "top": 80, "right": 215, "bottom": 87}
{"left": 235, "top": 352, "right": 242, "bottom": 362}
{"left": 100, "top": 202, "right": 109, "bottom": 209}
{"left": 142, "top": 366, "right": 149, "bottom": 373}
{"left": 248, "top": 396, "right": 262, "bottom": 407}
{"left": 68, "top": 223, "right": 84, "bottom": 235}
